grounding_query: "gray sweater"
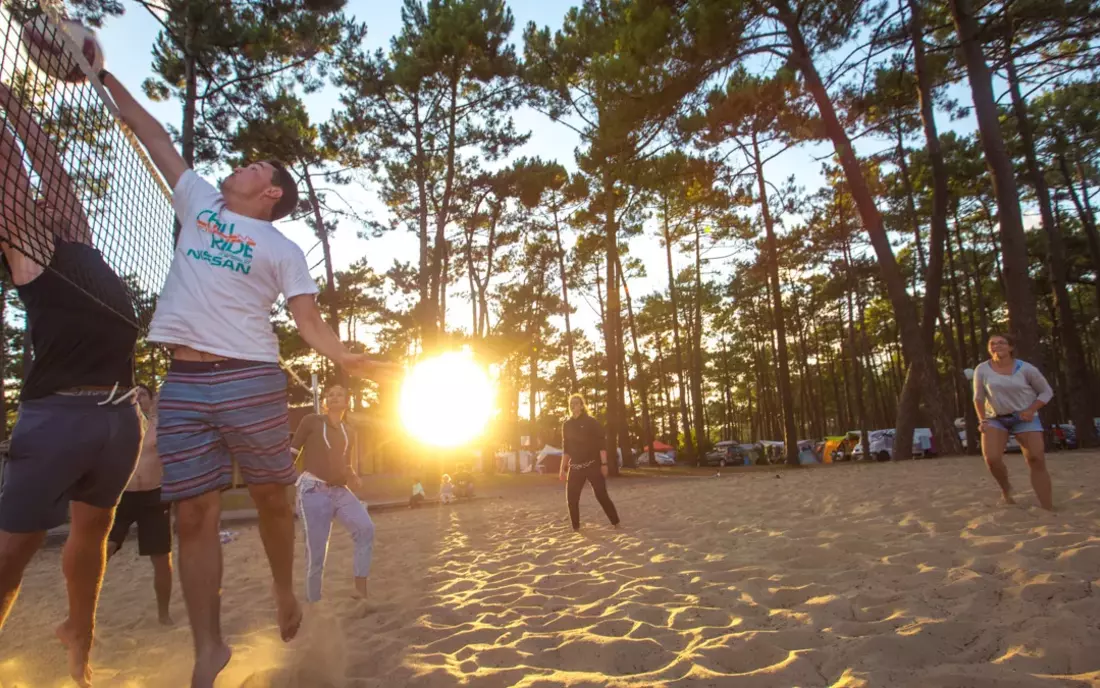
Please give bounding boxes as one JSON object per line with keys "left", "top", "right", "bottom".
{"left": 973, "top": 359, "right": 1054, "bottom": 418}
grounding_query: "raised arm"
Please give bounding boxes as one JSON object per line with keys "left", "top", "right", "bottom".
{"left": 286, "top": 294, "right": 400, "bottom": 381}
{"left": 0, "top": 121, "right": 52, "bottom": 282}
{"left": 0, "top": 83, "right": 87, "bottom": 243}
{"left": 99, "top": 71, "right": 187, "bottom": 188}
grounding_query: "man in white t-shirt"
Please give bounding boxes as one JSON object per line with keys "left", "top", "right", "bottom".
{"left": 101, "top": 72, "right": 393, "bottom": 688}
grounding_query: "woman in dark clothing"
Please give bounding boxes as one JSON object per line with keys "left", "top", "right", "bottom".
{"left": 559, "top": 394, "right": 620, "bottom": 531}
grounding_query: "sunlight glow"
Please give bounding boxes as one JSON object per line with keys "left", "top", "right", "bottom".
{"left": 400, "top": 351, "right": 494, "bottom": 447}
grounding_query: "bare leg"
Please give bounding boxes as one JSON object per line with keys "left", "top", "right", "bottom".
{"left": 151, "top": 553, "right": 174, "bottom": 625}
{"left": 248, "top": 483, "right": 301, "bottom": 641}
{"left": 55, "top": 501, "right": 115, "bottom": 688}
{"left": 354, "top": 577, "right": 368, "bottom": 599}
{"left": 176, "top": 491, "right": 231, "bottom": 688}
{"left": 1018, "top": 432, "right": 1054, "bottom": 510}
{"left": 0, "top": 529, "right": 46, "bottom": 629}
{"left": 106, "top": 541, "right": 120, "bottom": 559}
{"left": 980, "top": 427, "right": 1014, "bottom": 504}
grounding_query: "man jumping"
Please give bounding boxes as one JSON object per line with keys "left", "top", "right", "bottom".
{"left": 101, "top": 72, "right": 393, "bottom": 688}
{"left": 0, "top": 84, "right": 142, "bottom": 687}
{"left": 107, "top": 384, "right": 174, "bottom": 626}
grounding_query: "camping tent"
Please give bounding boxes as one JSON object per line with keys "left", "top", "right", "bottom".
{"left": 535, "top": 445, "right": 563, "bottom": 473}
{"left": 643, "top": 441, "right": 674, "bottom": 452}
{"left": 495, "top": 450, "right": 535, "bottom": 473}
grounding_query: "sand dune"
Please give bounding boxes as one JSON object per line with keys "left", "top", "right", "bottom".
{"left": 2, "top": 453, "right": 1099, "bottom": 687}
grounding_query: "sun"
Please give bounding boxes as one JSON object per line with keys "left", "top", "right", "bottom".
{"left": 399, "top": 351, "right": 495, "bottom": 447}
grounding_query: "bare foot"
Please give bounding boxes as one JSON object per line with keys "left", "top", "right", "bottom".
{"left": 191, "top": 642, "right": 231, "bottom": 688}
{"left": 1002, "top": 491, "right": 1017, "bottom": 505}
{"left": 352, "top": 577, "right": 368, "bottom": 600}
{"left": 158, "top": 613, "right": 174, "bottom": 626}
{"left": 55, "top": 619, "right": 92, "bottom": 688}
{"left": 275, "top": 588, "right": 303, "bottom": 642}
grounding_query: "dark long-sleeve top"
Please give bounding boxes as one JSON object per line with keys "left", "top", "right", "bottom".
{"left": 562, "top": 413, "right": 604, "bottom": 471}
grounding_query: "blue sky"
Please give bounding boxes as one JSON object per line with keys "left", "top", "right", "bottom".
{"left": 90, "top": 0, "right": 988, "bottom": 342}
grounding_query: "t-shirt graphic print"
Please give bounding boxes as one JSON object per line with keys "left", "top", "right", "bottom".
{"left": 148, "top": 170, "right": 319, "bottom": 363}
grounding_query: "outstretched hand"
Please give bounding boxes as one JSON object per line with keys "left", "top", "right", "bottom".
{"left": 341, "top": 353, "right": 402, "bottom": 381}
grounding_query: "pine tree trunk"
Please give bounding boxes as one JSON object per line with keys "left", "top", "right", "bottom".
{"left": 946, "top": 233, "right": 981, "bottom": 453}
{"left": 844, "top": 244, "right": 870, "bottom": 458}
{"left": 655, "top": 335, "right": 677, "bottom": 446}
{"left": 690, "top": 217, "right": 707, "bottom": 453}
{"left": 412, "top": 95, "right": 432, "bottom": 339}
{"left": 662, "top": 199, "right": 695, "bottom": 460}
{"left": 721, "top": 339, "right": 734, "bottom": 441}
{"left": 602, "top": 169, "right": 621, "bottom": 477}
{"left": 1057, "top": 154, "right": 1100, "bottom": 311}
{"left": 428, "top": 79, "right": 461, "bottom": 342}
{"left": 895, "top": 121, "right": 925, "bottom": 293}
{"left": 553, "top": 202, "right": 578, "bottom": 390}
{"left": 303, "top": 169, "right": 339, "bottom": 326}
{"left": 752, "top": 132, "right": 799, "bottom": 465}
{"left": 952, "top": 203, "right": 984, "bottom": 360}
{"left": 778, "top": 1, "right": 955, "bottom": 459}
{"left": 620, "top": 265, "right": 655, "bottom": 467}
{"left": 896, "top": 0, "right": 963, "bottom": 457}
{"left": 1004, "top": 48, "right": 1097, "bottom": 447}
{"left": 948, "top": 0, "right": 1040, "bottom": 361}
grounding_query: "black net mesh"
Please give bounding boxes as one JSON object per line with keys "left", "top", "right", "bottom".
{"left": 0, "top": 0, "right": 173, "bottom": 329}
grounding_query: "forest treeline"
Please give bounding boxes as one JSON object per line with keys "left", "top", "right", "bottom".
{"left": 3, "top": 0, "right": 1099, "bottom": 471}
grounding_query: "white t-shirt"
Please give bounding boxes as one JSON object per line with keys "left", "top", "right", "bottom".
{"left": 148, "top": 170, "right": 319, "bottom": 362}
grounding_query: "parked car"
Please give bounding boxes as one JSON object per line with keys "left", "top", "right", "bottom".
{"left": 703, "top": 441, "right": 759, "bottom": 467}
{"left": 851, "top": 428, "right": 933, "bottom": 461}
{"left": 960, "top": 430, "right": 1020, "bottom": 452}
{"left": 1053, "top": 424, "right": 1077, "bottom": 450}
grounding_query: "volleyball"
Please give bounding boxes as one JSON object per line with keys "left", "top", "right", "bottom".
{"left": 21, "top": 17, "right": 103, "bottom": 83}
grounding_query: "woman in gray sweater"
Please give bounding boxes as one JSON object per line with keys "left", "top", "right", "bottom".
{"left": 973, "top": 333, "right": 1055, "bottom": 509}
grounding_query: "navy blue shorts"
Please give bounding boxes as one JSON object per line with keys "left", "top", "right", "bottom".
{"left": 0, "top": 394, "right": 142, "bottom": 533}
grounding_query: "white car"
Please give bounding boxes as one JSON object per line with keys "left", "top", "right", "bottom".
{"left": 852, "top": 428, "right": 932, "bottom": 461}
{"left": 960, "top": 429, "right": 1020, "bottom": 452}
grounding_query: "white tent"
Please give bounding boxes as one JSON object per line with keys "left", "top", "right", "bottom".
{"left": 495, "top": 450, "right": 535, "bottom": 473}
{"left": 535, "top": 445, "right": 563, "bottom": 473}
{"left": 536, "top": 444, "right": 562, "bottom": 461}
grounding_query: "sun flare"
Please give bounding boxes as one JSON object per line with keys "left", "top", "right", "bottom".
{"left": 399, "top": 351, "right": 495, "bottom": 447}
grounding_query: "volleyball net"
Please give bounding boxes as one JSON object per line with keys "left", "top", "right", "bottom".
{"left": 0, "top": 0, "right": 174, "bottom": 329}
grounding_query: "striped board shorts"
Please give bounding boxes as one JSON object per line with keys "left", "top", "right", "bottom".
{"left": 158, "top": 358, "right": 296, "bottom": 502}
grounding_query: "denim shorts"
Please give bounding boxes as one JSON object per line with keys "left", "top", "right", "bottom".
{"left": 0, "top": 394, "right": 142, "bottom": 532}
{"left": 984, "top": 413, "right": 1043, "bottom": 435}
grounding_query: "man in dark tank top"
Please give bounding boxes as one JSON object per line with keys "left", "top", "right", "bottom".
{"left": 0, "top": 83, "right": 141, "bottom": 687}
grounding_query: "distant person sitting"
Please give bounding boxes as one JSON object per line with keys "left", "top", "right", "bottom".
{"left": 454, "top": 467, "right": 474, "bottom": 499}
{"left": 439, "top": 475, "right": 455, "bottom": 504}
{"left": 409, "top": 479, "right": 425, "bottom": 508}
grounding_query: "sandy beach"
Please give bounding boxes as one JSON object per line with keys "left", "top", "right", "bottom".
{"left": 2, "top": 453, "right": 1099, "bottom": 687}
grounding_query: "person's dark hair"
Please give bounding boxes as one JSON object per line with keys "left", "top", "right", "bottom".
{"left": 989, "top": 332, "right": 1016, "bottom": 352}
{"left": 267, "top": 160, "right": 299, "bottom": 221}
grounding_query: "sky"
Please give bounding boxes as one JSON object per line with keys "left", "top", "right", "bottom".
{"left": 86, "top": 0, "right": 989, "bottom": 348}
